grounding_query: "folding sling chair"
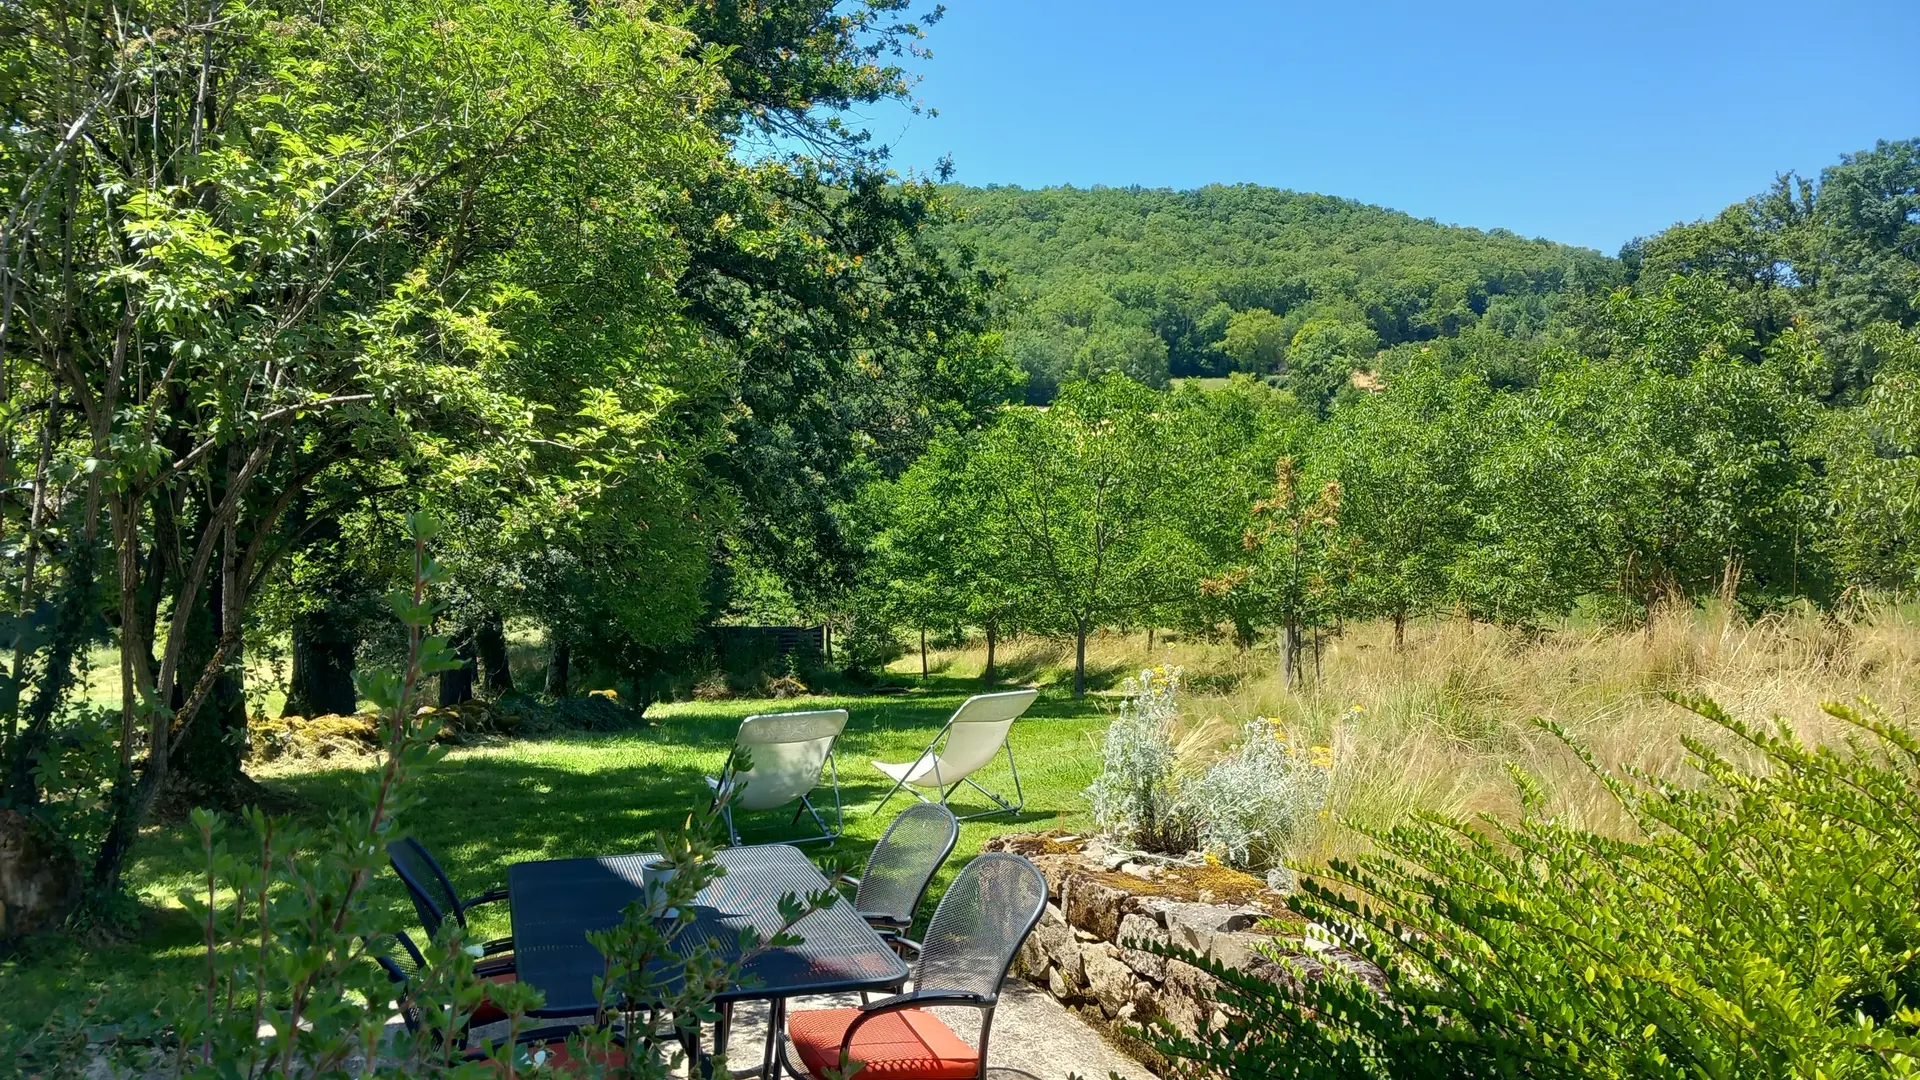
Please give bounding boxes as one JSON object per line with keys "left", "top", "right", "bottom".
{"left": 870, "top": 689, "right": 1038, "bottom": 821}
{"left": 706, "top": 708, "right": 849, "bottom": 846}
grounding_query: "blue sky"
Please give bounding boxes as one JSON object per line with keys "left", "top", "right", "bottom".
{"left": 860, "top": 0, "right": 1919, "bottom": 254}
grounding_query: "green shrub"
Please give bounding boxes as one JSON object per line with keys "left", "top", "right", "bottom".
{"left": 1087, "top": 667, "right": 1192, "bottom": 854}
{"left": 1142, "top": 696, "right": 1920, "bottom": 1078}
{"left": 1087, "top": 668, "right": 1330, "bottom": 873}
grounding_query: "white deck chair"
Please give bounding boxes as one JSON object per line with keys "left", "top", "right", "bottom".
{"left": 870, "top": 689, "right": 1038, "bottom": 821}
{"left": 706, "top": 709, "right": 848, "bottom": 846}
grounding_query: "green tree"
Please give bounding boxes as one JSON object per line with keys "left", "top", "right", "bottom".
{"left": 1820, "top": 322, "right": 1920, "bottom": 592}
{"left": 967, "top": 377, "right": 1188, "bottom": 695}
{"left": 0, "top": 0, "right": 731, "bottom": 892}
{"left": 1320, "top": 366, "right": 1485, "bottom": 646}
{"left": 1203, "top": 459, "right": 1344, "bottom": 688}
{"left": 877, "top": 436, "right": 1029, "bottom": 683}
{"left": 1286, "top": 319, "right": 1379, "bottom": 415}
{"left": 1221, "top": 308, "right": 1290, "bottom": 373}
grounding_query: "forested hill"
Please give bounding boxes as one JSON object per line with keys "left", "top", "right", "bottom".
{"left": 936, "top": 183, "right": 1621, "bottom": 399}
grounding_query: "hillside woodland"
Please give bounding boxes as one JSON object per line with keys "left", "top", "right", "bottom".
{"left": 937, "top": 183, "right": 1618, "bottom": 398}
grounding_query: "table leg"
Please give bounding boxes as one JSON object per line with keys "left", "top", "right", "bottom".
{"left": 762, "top": 998, "right": 787, "bottom": 1080}
{"left": 714, "top": 1001, "right": 732, "bottom": 1065}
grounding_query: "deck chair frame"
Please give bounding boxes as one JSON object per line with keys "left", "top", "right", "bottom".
{"left": 872, "top": 690, "right": 1036, "bottom": 822}
{"left": 708, "top": 709, "right": 848, "bottom": 847}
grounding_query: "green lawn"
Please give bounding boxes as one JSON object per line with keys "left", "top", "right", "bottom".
{"left": 1, "top": 677, "right": 1114, "bottom": 1067}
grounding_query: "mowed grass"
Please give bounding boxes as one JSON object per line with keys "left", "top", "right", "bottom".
{"left": 1, "top": 677, "right": 1114, "bottom": 1061}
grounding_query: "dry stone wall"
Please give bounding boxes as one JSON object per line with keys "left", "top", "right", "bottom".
{"left": 983, "top": 834, "right": 1360, "bottom": 1061}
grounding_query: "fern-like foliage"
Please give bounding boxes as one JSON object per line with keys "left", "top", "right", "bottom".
{"left": 1139, "top": 696, "right": 1920, "bottom": 1079}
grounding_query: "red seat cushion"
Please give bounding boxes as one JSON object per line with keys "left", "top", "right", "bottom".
{"left": 472, "top": 971, "right": 516, "bottom": 1026}
{"left": 788, "top": 1007, "right": 979, "bottom": 1080}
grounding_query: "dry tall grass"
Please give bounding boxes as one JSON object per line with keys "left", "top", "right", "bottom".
{"left": 901, "top": 601, "right": 1920, "bottom": 867}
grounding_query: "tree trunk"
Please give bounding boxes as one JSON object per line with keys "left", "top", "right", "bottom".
{"left": 3, "top": 542, "right": 95, "bottom": 807}
{"left": 544, "top": 632, "right": 570, "bottom": 697}
{"left": 1146, "top": 626, "right": 1155, "bottom": 650}
{"left": 1282, "top": 618, "right": 1298, "bottom": 691}
{"left": 280, "top": 502, "right": 358, "bottom": 717}
{"left": 823, "top": 620, "right": 832, "bottom": 664}
{"left": 476, "top": 611, "right": 513, "bottom": 694}
{"left": 439, "top": 628, "right": 476, "bottom": 706}
{"left": 285, "top": 619, "right": 357, "bottom": 717}
{"left": 920, "top": 628, "right": 927, "bottom": 680}
{"left": 1394, "top": 605, "right": 1407, "bottom": 651}
{"left": 285, "top": 610, "right": 359, "bottom": 717}
{"left": 983, "top": 621, "right": 997, "bottom": 685}
{"left": 164, "top": 531, "right": 250, "bottom": 811}
{"left": 1073, "top": 623, "right": 1088, "bottom": 698}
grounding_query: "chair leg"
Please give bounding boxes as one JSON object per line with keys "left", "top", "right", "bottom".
{"left": 783, "top": 795, "right": 838, "bottom": 845}
{"left": 724, "top": 805, "right": 742, "bottom": 847}
{"left": 975, "top": 1007, "right": 998, "bottom": 1080}
{"left": 870, "top": 773, "right": 911, "bottom": 818}
{"left": 949, "top": 744, "right": 1026, "bottom": 821}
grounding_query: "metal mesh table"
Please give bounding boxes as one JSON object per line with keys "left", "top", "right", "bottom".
{"left": 508, "top": 844, "right": 910, "bottom": 1017}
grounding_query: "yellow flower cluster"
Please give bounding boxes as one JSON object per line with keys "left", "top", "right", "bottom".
{"left": 1254, "top": 717, "right": 1336, "bottom": 771}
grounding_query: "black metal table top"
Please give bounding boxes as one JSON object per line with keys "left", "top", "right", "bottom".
{"left": 507, "top": 844, "right": 910, "bottom": 1016}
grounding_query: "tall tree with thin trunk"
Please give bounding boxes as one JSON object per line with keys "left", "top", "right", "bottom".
{"left": 963, "top": 377, "right": 1189, "bottom": 696}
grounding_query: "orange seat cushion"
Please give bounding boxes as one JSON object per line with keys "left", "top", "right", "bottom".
{"left": 788, "top": 1007, "right": 979, "bottom": 1080}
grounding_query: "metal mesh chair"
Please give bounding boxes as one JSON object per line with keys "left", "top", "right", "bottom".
{"left": 853, "top": 804, "right": 960, "bottom": 949}
{"left": 369, "top": 931, "right": 434, "bottom": 1036}
{"left": 386, "top": 836, "right": 514, "bottom": 968}
{"left": 370, "top": 931, "right": 610, "bottom": 1060}
{"left": 782, "top": 853, "right": 1049, "bottom": 1080}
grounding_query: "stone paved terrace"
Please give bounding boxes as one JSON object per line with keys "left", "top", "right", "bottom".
{"left": 719, "top": 984, "right": 1153, "bottom": 1080}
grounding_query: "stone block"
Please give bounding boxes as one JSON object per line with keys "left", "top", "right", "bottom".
{"left": 1028, "top": 854, "right": 1077, "bottom": 900}
{"left": 1116, "top": 912, "right": 1169, "bottom": 981}
{"left": 1047, "top": 965, "right": 1074, "bottom": 1001}
{"left": 1028, "top": 903, "right": 1083, "bottom": 986}
{"left": 1143, "top": 899, "right": 1263, "bottom": 956}
{"left": 1159, "top": 958, "right": 1217, "bottom": 1040}
{"left": 1081, "top": 942, "right": 1137, "bottom": 1019}
{"left": 1207, "top": 931, "right": 1279, "bottom": 972}
{"left": 1064, "top": 873, "right": 1131, "bottom": 941}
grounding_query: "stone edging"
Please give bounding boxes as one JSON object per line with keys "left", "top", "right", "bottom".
{"left": 984, "top": 835, "right": 1366, "bottom": 1066}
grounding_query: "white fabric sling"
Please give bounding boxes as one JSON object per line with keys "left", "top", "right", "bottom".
{"left": 706, "top": 708, "right": 848, "bottom": 845}
{"left": 871, "top": 689, "right": 1038, "bottom": 821}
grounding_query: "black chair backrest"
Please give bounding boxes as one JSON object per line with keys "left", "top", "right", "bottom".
{"left": 369, "top": 930, "right": 428, "bottom": 1033}
{"left": 387, "top": 836, "right": 464, "bottom": 940}
{"left": 911, "top": 853, "right": 1049, "bottom": 1003}
{"left": 856, "top": 804, "right": 960, "bottom": 929}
